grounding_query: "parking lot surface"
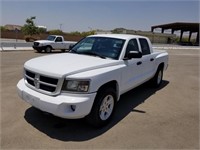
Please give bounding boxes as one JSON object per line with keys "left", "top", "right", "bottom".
{"left": 1, "top": 49, "right": 199, "bottom": 149}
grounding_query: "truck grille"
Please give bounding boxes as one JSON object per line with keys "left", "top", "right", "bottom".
{"left": 33, "top": 42, "right": 39, "bottom": 46}
{"left": 25, "top": 70, "right": 59, "bottom": 93}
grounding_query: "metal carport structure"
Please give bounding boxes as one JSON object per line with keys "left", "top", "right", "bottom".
{"left": 151, "top": 22, "right": 199, "bottom": 45}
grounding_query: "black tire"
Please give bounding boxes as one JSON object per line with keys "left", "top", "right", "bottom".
{"left": 61, "top": 49, "right": 66, "bottom": 52}
{"left": 151, "top": 66, "right": 163, "bottom": 88}
{"left": 86, "top": 88, "right": 116, "bottom": 127}
{"left": 36, "top": 49, "right": 42, "bottom": 53}
{"left": 45, "top": 46, "right": 52, "bottom": 53}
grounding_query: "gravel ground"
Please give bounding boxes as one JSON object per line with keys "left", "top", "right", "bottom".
{"left": 0, "top": 49, "right": 199, "bottom": 149}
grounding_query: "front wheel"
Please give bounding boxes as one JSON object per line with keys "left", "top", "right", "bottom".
{"left": 86, "top": 88, "right": 116, "bottom": 127}
{"left": 151, "top": 67, "right": 163, "bottom": 87}
{"left": 45, "top": 46, "right": 52, "bottom": 53}
{"left": 36, "top": 49, "right": 42, "bottom": 53}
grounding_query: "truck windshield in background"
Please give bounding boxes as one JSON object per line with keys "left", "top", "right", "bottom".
{"left": 47, "top": 35, "right": 56, "bottom": 41}
{"left": 71, "top": 37, "right": 125, "bottom": 60}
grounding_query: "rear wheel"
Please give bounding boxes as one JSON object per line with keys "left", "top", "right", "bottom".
{"left": 45, "top": 46, "right": 52, "bottom": 53}
{"left": 86, "top": 88, "right": 116, "bottom": 127}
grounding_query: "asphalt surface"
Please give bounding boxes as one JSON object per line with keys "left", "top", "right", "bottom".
{"left": 1, "top": 49, "right": 199, "bottom": 149}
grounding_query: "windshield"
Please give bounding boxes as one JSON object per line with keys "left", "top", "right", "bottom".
{"left": 70, "top": 37, "right": 125, "bottom": 60}
{"left": 47, "top": 35, "right": 56, "bottom": 41}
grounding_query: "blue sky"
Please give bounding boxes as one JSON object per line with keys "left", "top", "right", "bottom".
{"left": 1, "top": 0, "right": 199, "bottom": 32}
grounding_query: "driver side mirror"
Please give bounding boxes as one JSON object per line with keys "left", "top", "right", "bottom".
{"left": 124, "top": 51, "right": 142, "bottom": 60}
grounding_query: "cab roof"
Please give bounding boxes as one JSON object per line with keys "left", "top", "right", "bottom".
{"left": 89, "top": 34, "right": 147, "bottom": 40}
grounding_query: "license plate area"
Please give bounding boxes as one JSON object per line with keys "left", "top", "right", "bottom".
{"left": 22, "top": 91, "right": 39, "bottom": 104}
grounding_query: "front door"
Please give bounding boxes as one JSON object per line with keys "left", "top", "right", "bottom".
{"left": 54, "top": 37, "right": 65, "bottom": 49}
{"left": 121, "top": 39, "right": 145, "bottom": 94}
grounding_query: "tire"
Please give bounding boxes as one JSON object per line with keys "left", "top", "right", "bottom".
{"left": 45, "top": 46, "right": 52, "bottom": 53}
{"left": 36, "top": 49, "right": 42, "bottom": 53}
{"left": 151, "top": 66, "right": 163, "bottom": 87}
{"left": 25, "top": 38, "right": 30, "bottom": 42}
{"left": 61, "top": 49, "right": 66, "bottom": 52}
{"left": 86, "top": 88, "right": 116, "bottom": 127}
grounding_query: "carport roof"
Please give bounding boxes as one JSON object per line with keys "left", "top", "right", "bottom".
{"left": 151, "top": 22, "right": 200, "bottom": 32}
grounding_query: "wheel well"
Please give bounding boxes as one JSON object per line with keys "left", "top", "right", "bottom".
{"left": 46, "top": 45, "right": 52, "bottom": 49}
{"left": 158, "top": 62, "right": 164, "bottom": 70}
{"left": 97, "top": 81, "right": 119, "bottom": 100}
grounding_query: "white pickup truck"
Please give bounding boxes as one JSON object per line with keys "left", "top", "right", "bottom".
{"left": 32, "top": 35, "right": 76, "bottom": 53}
{"left": 17, "top": 34, "right": 168, "bottom": 127}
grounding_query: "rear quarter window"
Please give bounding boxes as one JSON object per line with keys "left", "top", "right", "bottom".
{"left": 139, "top": 38, "right": 150, "bottom": 55}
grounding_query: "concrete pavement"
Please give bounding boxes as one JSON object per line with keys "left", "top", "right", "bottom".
{"left": 0, "top": 47, "right": 34, "bottom": 51}
{"left": 1, "top": 48, "right": 199, "bottom": 149}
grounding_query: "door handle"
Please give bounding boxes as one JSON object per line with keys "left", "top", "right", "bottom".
{"left": 150, "top": 58, "right": 154, "bottom": 61}
{"left": 137, "top": 61, "right": 142, "bottom": 65}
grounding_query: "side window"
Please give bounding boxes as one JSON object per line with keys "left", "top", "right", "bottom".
{"left": 126, "top": 39, "right": 139, "bottom": 55}
{"left": 55, "top": 37, "right": 62, "bottom": 42}
{"left": 139, "top": 38, "right": 150, "bottom": 55}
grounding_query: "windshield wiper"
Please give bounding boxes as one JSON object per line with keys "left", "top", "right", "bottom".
{"left": 80, "top": 51, "right": 106, "bottom": 59}
{"left": 70, "top": 49, "right": 78, "bottom": 54}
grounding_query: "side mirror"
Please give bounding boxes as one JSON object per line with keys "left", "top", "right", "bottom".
{"left": 69, "top": 44, "right": 74, "bottom": 50}
{"left": 125, "top": 51, "right": 142, "bottom": 60}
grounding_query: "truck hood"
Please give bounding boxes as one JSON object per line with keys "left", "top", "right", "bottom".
{"left": 35, "top": 40, "right": 76, "bottom": 44}
{"left": 24, "top": 53, "right": 121, "bottom": 78}
{"left": 35, "top": 40, "right": 52, "bottom": 44}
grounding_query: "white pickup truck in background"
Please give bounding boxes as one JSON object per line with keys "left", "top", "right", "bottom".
{"left": 32, "top": 35, "right": 77, "bottom": 53}
{"left": 17, "top": 34, "right": 168, "bottom": 127}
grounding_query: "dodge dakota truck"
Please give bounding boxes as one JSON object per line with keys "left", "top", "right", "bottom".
{"left": 17, "top": 34, "right": 168, "bottom": 127}
{"left": 32, "top": 35, "right": 76, "bottom": 53}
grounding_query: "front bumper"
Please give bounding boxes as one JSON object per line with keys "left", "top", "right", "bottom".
{"left": 17, "top": 79, "right": 96, "bottom": 119}
{"left": 32, "top": 46, "right": 46, "bottom": 51}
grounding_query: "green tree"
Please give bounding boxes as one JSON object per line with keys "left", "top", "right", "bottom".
{"left": 81, "top": 30, "right": 95, "bottom": 36}
{"left": 37, "top": 27, "right": 46, "bottom": 33}
{"left": 21, "top": 16, "right": 39, "bottom": 35}
{"left": 0, "top": 26, "right": 6, "bottom": 31}
{"left": 111, "top": 28, "right": 125, "bottom": 34}
{"left": 48, "top": 29, "right": 63, "bottom": 35}
{"left": 69, "top": 31, "right": 81, "bottom": 36}
{"left": 69, "top": 30, "right": 95, "bottom": 36}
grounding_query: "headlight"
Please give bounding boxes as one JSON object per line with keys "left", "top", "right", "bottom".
{"left": 62, "top": 80, "right": 90, "bottom": 92}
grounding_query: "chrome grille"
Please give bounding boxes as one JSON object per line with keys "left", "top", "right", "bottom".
{"left": 33, "top": 42, "right": 39, "bottom": 46}
{"left": 25, "top": 70, "right": 59, "bottom": 93}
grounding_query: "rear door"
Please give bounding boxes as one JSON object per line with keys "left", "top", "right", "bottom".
{"left": 139, "top": 38, "right": 155, "bottom": 81}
